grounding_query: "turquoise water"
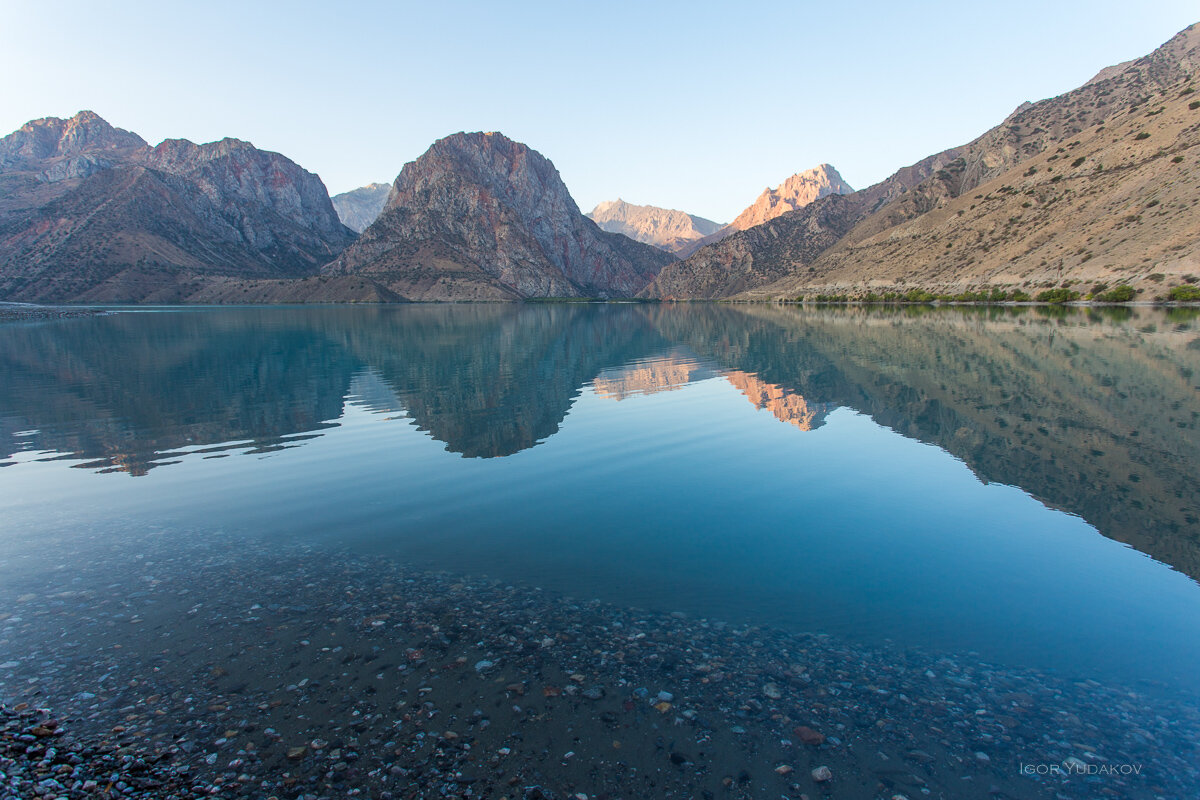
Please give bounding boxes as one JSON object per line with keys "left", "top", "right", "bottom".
{"left": 2, "top": 303, "right": 1199, "bottom": 693}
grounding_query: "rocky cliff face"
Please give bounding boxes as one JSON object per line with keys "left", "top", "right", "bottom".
{"left": 586, "top": 199, "right": 722, "bottom": 254}
{"left": 324, "top": 132, "right": 676, "bottom": 299}
{"left": 648, "top": 23, "right": 1200, "bottom": 299}
{"left": 670, "top": 164, "right": 853, "bottom": 259}
{"left": 727, "top": 164, "right": 853, "bottom": 231}
{"left": 332, "top": 182, "right": 391, "bottom": 233}
{"left": 0, "top": 111, "right": 355, "bottom": 303}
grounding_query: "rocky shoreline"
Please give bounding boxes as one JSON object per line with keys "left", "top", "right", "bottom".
{"left": 1, "top": 522, "right": 1198, "bottom": 799}
{"left": 1, "top": 704, "right": 204, "bottom": 799}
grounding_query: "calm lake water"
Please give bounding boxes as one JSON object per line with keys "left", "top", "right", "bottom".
{"left": 2, "top": 303, "right": 1199, "bottom": 798}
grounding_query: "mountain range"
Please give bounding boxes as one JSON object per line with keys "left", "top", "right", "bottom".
{"left": 0, "top": 111, "right": 355, "bottom": 303}
{"left": 0, "top": 22, "right": 1197, "bottom": 303}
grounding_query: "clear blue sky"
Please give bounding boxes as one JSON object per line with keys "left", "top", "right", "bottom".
{"left": 1, "top": 1, "right": 1196, "bottom": 222}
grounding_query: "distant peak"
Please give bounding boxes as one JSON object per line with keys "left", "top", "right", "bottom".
{"left": 70, "top": 109, "right": 105, "bottom": 124}
{"left": 729, "top": 163, "right": 853, "bottom": 231}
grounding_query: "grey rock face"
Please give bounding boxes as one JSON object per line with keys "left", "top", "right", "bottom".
{"left": 332, "top": 183, "right": 391, "bottom": 233}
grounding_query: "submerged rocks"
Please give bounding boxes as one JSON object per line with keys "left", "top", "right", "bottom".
{"left": 794, "top": 725, "right": 826, "bottom": 746}
{"left": 1, "top": 523, "right": 1198, "bottom": 799}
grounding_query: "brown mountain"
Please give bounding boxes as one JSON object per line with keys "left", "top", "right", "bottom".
{"left": 646, "top": 23, "right": 1200, "bottom": 299}
{"left": 332, "top": 182, "right": 391, "bottom": 233}
{"left": 323, "top": 132, "right": 676, "bottom": 300}
{"left": 0, "top": 111, "right": 355, "bottom": 303}
{"left": 586, "top": 199, "right": 723, "bottom": 254}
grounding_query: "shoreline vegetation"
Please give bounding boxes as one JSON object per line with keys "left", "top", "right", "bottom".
{"left": 7, "top": 280, "right": 1200, "bottom": 316}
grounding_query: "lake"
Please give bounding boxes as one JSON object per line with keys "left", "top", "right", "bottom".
{"left": 1, "top": 303, "right": 1198, "bottom": 799}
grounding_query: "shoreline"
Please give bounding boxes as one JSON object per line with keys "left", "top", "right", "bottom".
{"left": 3, "top": 299, "right": 1199, "bottom": 311}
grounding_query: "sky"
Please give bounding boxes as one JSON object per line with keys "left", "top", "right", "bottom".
{"left": 1, "top": 1, "right": 1197, "bottom": 222}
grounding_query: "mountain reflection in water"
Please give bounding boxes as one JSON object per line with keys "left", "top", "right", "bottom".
{"left": 1, "top": 303, "right": 1198, "bottom": 586}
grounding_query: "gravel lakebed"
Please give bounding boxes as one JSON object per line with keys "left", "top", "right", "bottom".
{"left": 1, "top": 521, "right": 1197, "bottom": 800}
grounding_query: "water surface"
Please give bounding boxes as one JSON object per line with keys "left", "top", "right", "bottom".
{"left": 2, "top": 304, "right": 1199, "bottom": 798}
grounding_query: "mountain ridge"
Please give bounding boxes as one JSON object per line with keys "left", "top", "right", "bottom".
{"left": 0, "top": 110, "right": 355, "bottom": 303}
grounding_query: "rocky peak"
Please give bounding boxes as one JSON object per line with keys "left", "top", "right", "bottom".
{"left": 391, "top": 131, "right": 579, "bottom": 222}
{"left": 326, "top": 131, "right": 675, "bottom": 299}
{"left": 139, "top": 136, "right": 348, "bottom": 238}
{"left": 0, "top": 110, "right": 146, "bottom": 164}
{"left": 729, "top": 164, "right": 853, "bottom": 231}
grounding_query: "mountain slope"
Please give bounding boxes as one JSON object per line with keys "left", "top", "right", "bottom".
{"left": 0, "top": 111, "right": 355, "bottom": 303}
{"left": 751, "top": 75, "right": 1200, "bottom": 298}
{"left": 586, "top": 199, "right": 722, "bottom": 254}
{"left": 324, "top": 132, "right": 676, "bottom": 300}
{"left": 647, "top": 23, "right": 1200, "bottom": 299}
{"left": 332, "top": 182, "right": 391, "bottom": 233}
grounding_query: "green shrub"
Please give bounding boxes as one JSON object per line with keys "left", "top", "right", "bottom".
{"left": 1134, "top": 132, "right": 1151, "bottom": 140}
{"left": 1036, "top": 288, "right": 1080, "bottom": 304}
{"left": 1168, "top": 285, "right": 1200, "bottom": 302}
{"left": 1096, "top": 285, "right": 1135, "bottom": 302}
{"left": 1071, "top": 156, "right": 1086, "bottom": 167}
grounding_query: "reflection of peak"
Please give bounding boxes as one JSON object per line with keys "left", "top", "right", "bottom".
{"left": 592, "top": 354, "right": 716, "bottom": 400}
{"left": 723, "top": 370, "right": 830, "bottom": 431}
{"left": 345, "top": 369, "right": 407, "bottom": 417}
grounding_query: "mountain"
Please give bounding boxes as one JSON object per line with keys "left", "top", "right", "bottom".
{"left": 586, "top": 199, "right": 723, "bottom": 254}
{"left": 646, "top": 23, "right": 1200, "bottom": 299}
{"left": 0, "top": 111, "right": 355, "bottom": 303}
{"left": 672, "top": 164, "right": 853, "bottom": 258}
{"left": 727, "top": 164, "right": 854, "bottom": 231}
{"left": 332, "top": 182, "right": 391, "bottom": 233}
{"left": 323, "top": 132, "right": 676, "bottom": 299}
